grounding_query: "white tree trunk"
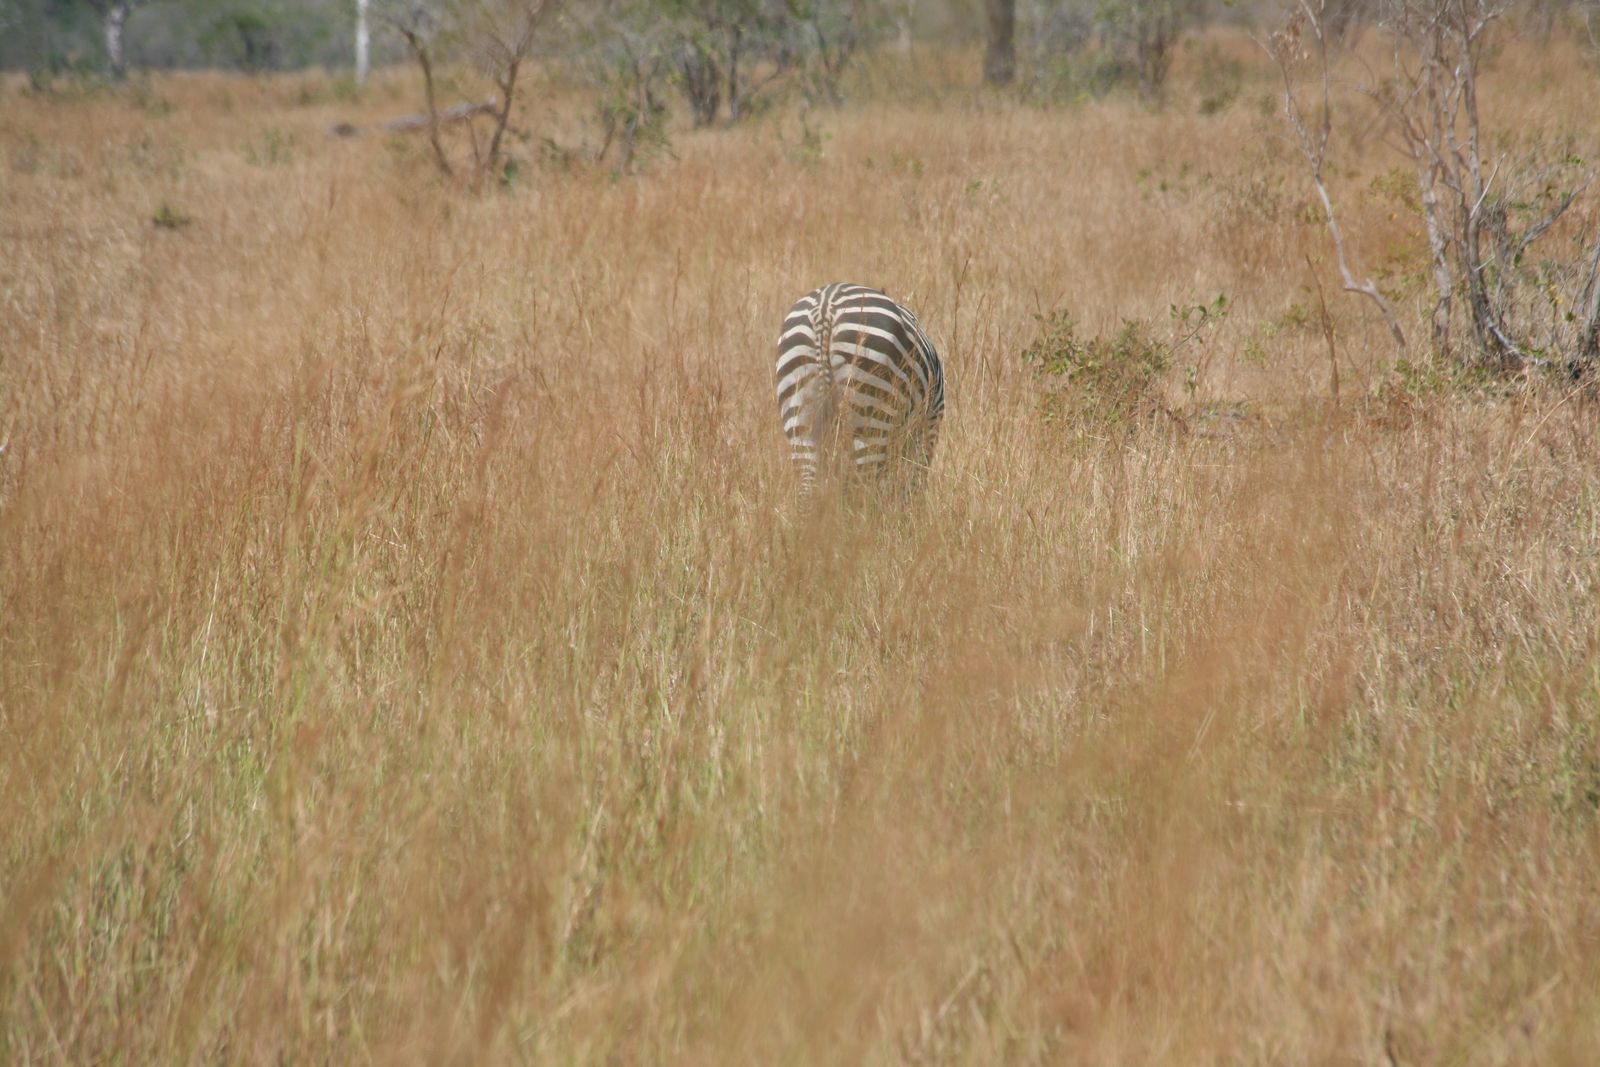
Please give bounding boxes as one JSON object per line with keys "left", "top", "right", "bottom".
{"left": 104, "top": 2, "right": 128, "bottom": 79}
{"left": 355, "top": 0, "right": 370, "bottom": 84}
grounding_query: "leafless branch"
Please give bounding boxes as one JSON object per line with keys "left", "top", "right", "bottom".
{"left": 1511, "top": 174, "right": 1595, "bottom": 264}
{"left": 393, "top": 22, "right": 455, "bottom": 178}
{"left": 1266, "top": 0, "right": 1408, "bottom": 356}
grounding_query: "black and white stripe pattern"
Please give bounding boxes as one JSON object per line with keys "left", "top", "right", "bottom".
{"left": 775, "top": 283, "right": 945, "bottom": 495}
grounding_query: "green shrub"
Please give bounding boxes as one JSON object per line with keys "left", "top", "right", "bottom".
{"left": 1023, "top": 297, "right": 1229, "bottom": 430}
{"left": 151, "top": 202, "right": 191, "bottom": 230}
{"left": 1021, "top": 311, "right": 1170, "bottom": 428}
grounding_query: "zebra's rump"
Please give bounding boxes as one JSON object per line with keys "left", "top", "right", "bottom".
{"left": 775, "top": 283, "right": 945, "bottom": 488}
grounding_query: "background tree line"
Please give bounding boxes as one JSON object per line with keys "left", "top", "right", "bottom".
{"left": 0, "top": 0, "right": 1490, "bottom": 84}
{"left": 1, "top": 0, "right": 359, "bottom": 75}
{"left": 6, "top": 0, "right": 1594, "bottom": 106}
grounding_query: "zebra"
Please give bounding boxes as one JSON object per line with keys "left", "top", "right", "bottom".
{"left": 774, "top": 283, "right": 945, "bottom": 497}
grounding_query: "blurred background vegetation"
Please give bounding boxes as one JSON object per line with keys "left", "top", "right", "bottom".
{"left": 2, "top": 0, "right": 362, "bottom": 73}
{"left": 0, "top": 0, "right": 1403, "bottom": 85}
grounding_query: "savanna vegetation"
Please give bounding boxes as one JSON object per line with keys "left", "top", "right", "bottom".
{"left": 4, "top": 2, "right": 1600, "bottom": 1061}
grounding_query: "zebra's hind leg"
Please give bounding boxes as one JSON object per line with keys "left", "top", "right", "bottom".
{"left": 781, "top": 365, "right": 836, "bottom": 502}
{"left": 849, "top": 430, "right": 893, "bottom": 504}
{"left": 789, "top": 432, "right": 820, "bottom": 499}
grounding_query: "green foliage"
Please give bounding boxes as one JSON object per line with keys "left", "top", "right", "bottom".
{"left": 200, "top": 7, "right": 283, "bottom": 71}
{"left": 150, "top": 200, "right": 190, "bottom": 228}
{"left": 121, "top": 131, "right": 186, "bottom": 178}
{"left": 3, "top": 0, "right": 354, "bottom": 75}
{"left": 1022, "top": 311, "right": 1171, "bottom": 428}
{"left": 1024, "top": 295, "right": 1228, "bottom": 428}
{"left": 589, "top": 0, "right": 869, "bottom": 128}
{"left": 497, "top": 154, "right": 522, "bottom": 187}
{"left": 1172, "top": 292, "right": 1230, "bottom": 402}
{"left": 326, "top": 75, "right": 363, "bottom": 103}
{"left": 591, "top": 41, "right": 673, "bottom": 175}
{"left": 1027, "top": 0, "right": 1207, "bottom": 105}
{"left": 1367, "top": 166, "right": 1420, "bottom": 214}
{"left": 788, "top": 0, "right": 875, "bottom": 107}
{"left": 23, "top": 50, "right": 110, "bottom": 97}
{"left": 1382, "top": 354, "right": 1515, "bottom": 412}
{"left": 1241, "top": 293, "right": 1322, "bottom": 366}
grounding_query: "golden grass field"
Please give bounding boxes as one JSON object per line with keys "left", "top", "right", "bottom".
{"left": 3, "top": 31, "right": 1600, "bottom": 1063}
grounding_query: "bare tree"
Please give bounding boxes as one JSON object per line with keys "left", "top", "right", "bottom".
{"left": 460, "top": 0, "right": 560, "bottom": 172}
{"left": 1579, "top": 1, "right": 1600, "bottom": 366}
{"left": 1582, "top": 232, "right": 1600, "bottom": 368}
{"left": 1378, "top": 0, "right": 1517, "bottom": 367}
{"left": 1026, "top": 0, "right": 1205, "bottom": 104}
{"left": 378, "top": 0, "right": 559, "bottom": 182}
{"left": 86, "top": 0, "right": 147, "bottom": 79}
{"left": 1379, "top": 0, "right": 1596, "bottom": 371}
{"left": 1105, "top": 0, "right": 1203, "bottom": 103}
{"left": 893, "top": 0, "right": 916, "bottom": 55}
{"left": 380, "top": 2, "right": 456, "bottom": 175}
{"left": 984, "top": 0, "right": 1017, "bottom": 84}
{"left": 1268, "top": 1, "right": 1409, "bottom": 355}
{"left": 664, "top": 0, "right": 795, "bottom": 126}
{"left": 592, "top": 24, "right": 673, "bottom": 173}
{"left": 1272, "top": 0, "right": 1600, "bottom": 373}
{"left": 357, "top": 0, "right": 372, "bottom": 83}
{"left": 792, "top": 0, "right": 871, "bottom": 106}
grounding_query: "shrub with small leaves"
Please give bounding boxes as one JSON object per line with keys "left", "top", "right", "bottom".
{"left": 1021, "top": 311, "right": 1170, "bottom": 429}
{"left": 1023, "top": 296, "right": 1228, "bottom": 430}
{"left": 151, "top": 202, "right": 190, "bottom": 229}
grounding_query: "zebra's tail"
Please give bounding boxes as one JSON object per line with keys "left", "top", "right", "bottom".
{"left": 809, "top": 310, "right": 843, "bottom": 491}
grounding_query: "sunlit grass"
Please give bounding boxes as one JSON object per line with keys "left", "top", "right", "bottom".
{"left": 3, "top": 36, "right": 1600, "bottom": 1063}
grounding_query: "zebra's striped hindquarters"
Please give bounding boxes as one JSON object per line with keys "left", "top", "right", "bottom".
{"left": 775, "top": 283, "right": 945, "bottom": 495}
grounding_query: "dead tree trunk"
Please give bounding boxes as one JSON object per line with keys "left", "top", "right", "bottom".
{"left": 90, "top": 0, "right": 137, "bottom": 79}
{"left": 355, "top": 0, "right": 370, "bottom": 84}
{"left": 1578, "top": 231, "right": 1600, "bottom": 370}
{"left": 984, "top": 0, "right": 1016, "bottom": 86}
{"left": 396, "top": 27, "right": 454, "bottom": 178}
{"left": 487, "top": 59, "right": 520, "bottom": 172}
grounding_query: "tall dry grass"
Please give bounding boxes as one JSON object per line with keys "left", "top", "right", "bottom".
{"left": 3, "top": 36, "right": 1600, "bottom": 1064}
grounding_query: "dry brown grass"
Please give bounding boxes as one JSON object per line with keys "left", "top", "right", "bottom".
{"left": 3, "top": 35, "right": 1600, "bottom": 1064}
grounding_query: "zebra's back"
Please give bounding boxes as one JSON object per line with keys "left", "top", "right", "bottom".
{"left": 775, "top": 283, "right": 945, "bottom": 493}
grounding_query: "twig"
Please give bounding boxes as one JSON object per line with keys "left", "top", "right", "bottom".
{"left": 379, "top": 100, "right": 497, "bottom": 134}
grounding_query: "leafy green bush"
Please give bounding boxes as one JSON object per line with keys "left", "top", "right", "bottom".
{"left": 151, "top": 201, "right": 191, "bottom": 229}
{"left": 1023, "top": 296, "right": 1229, "bottom": 430}
{"left": 1022, "top": 312, "right": 1170, "bottom": 428}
